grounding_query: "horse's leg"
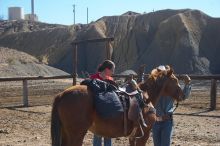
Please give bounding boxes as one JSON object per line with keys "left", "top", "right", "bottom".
{"left": 129, "top": 113, "right": 156, "bottom": 146}
{"left": 129, "top": 127, "right": 151, "bottom": 146}
{"left": 61, "top": 125, "right": 88, "bottom": 146}
{"left": 59, "top": 105, "right": 93, "bottom": 146}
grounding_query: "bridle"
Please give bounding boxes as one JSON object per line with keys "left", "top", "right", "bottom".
{"left": 173, "top": 101, "right": 179, "bottom": 112}
{"left": 143, "top": 74, "right": 181, "bottom": 112}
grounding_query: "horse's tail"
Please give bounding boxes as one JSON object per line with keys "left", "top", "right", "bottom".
{"left": 51, "top": 94, "right": 61, "bottom": 146}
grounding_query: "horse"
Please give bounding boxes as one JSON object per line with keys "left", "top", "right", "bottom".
{"left": 129, "top": 66, "right": 184, "bottom": 145}
{"left": 51, "top": 66, "right": 184, "bottom": 146}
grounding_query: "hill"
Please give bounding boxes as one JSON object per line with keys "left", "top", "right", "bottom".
{"left": 0, "top": 9, "right": 219, "bottom": 75}
{"left": 0, "top": 47, "right": 68, "bottom": 77}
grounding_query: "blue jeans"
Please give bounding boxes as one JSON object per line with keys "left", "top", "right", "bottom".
{"left": 152, "top": 120, "right": 173, "bottom": 146}
{"left": 93, "top": 134, "right": 112, "bottom": 146}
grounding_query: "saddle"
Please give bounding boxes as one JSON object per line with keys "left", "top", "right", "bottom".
{"left": 81, "top": 79, "right": 125, "bottom": 118}
{"left": 81, "top": 78, "right": 149, "bottom": 136}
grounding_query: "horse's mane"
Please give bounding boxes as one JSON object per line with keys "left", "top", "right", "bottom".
{"left": 149, "top": 65, "right": 170, "bottom": 80}
{"left": 139, "top": 66, "right": 169, "bottom": 92}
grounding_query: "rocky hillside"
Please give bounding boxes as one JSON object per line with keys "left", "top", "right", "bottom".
{"left": 0, "top": 9, "right": 219, "bottom": 75}
{"left": 0, "top": 47, "right": 68, "bottom": 77}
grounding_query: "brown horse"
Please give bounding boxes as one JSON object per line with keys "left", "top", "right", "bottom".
{"left": 129, "top": 67, "right": 184, "bottom": 145}
{"left": 51, "top": 67, "right": 184, "bottom": 146}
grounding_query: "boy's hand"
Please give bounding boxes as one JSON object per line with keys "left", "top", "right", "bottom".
{"left": 183, "top": 75, "right": 191, "bottom": 84}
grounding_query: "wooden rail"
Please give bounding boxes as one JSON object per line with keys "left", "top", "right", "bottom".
{"left": 113, "top": 74, "right": 219, "bottom": 110}
{"left": 112, "top": 74, "right": 220, "bottom": 80}
{"left": 0, "top": 75, "right": 72, "bottom": 107}
{"left": 0, "top": 75, "right": 72, "bottom": 82}
{"left": 0, "top": 74, "right": 219, "bottom": 110}
{"left": 71, "top": 37, "right": 114, "bottom": 85}
{"left": 71, "top": 37, "right": 114, "bottom": 45}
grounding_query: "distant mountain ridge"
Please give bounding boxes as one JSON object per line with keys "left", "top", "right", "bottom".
{"left": 0, "top": 9, "right": 219, "bottom": 75}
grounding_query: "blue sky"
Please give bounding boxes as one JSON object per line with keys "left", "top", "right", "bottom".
{"left": 1, "top": 0, "right": 220, "bottom": 25}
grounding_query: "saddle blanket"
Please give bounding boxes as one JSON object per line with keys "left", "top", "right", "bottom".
{"left": 95, "top": 90, "right": 123, "bottom": 118}
{"left": 81, "top": 79, "right": 124, "bottom": 118}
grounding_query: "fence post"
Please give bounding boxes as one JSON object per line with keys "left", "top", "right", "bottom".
{"left": 73, "top": 44, "right": 77, "bottom": 85}
{"left": 210, "top": 79, "right": 217, "bottom": 110}
{"left": 137, "top": 64, "right": 146, "bottom": 83}
{"left": 106, "top": 41, "right": 112, "bottom": 60}
{"left": 23, "top": 79, "right": 28, "bottom": 107}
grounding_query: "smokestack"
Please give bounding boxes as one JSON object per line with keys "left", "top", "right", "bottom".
{"left": 31, "top": 0, "right": 34, "bottom": 15}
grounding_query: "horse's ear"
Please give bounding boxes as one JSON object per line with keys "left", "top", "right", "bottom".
{"left": 167, "top": 67, "right": 174, "bottom": 77}
{"left": 165, "top": 65, "right": 170, "bottom": 70}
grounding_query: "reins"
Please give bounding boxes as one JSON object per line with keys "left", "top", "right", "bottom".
{"left": 173, "top": 101, "right": 179, "bottom": 112}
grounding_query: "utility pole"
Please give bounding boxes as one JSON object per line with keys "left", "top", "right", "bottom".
{"left": 73, "top": 4, "right": 75, "bottom": 25}
{"left": 87, "top": 7, "right": 88, "bottom": 24}
{"left": 0, "top": 0, "right": 3, "bottom": 20}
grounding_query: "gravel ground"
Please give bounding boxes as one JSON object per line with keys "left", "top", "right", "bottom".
{"left": 0, "top": 80, "right": 219, "bottom": 146}
{"left": 0, "top": 105, "right": 219, "bottom": 146}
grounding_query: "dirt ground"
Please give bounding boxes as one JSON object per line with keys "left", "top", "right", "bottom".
{"left": 0, "top": 80, "right": 220, "bottom": 146}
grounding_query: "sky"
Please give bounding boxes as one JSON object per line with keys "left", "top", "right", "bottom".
{"left": 1, "top": 0, "right": 220, "bottom": 25}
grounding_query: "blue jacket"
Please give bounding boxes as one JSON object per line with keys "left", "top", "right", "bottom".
{"left": 155, "top": 84, "right": 192, "bottom": 117}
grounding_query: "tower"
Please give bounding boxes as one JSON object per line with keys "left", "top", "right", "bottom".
{"left": 31, "top": 0, "right": 34, "bottom": 15}
{"left": 25, "top": 0, "right": 38, "bottom": 21}
{"left": 8, "top": 7, "right": 24, "bottom": 20}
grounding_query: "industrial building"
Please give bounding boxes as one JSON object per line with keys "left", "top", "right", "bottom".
{"left": 25, "top": 14, "right": 38, "bottom": 21}
{"left": 8, "top": 7, "right": 24, "bottom": 20}
{"left": 8, "top": 0, "right": 38, "bottom": 21}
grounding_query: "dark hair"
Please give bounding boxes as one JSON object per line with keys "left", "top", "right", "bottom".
{"left": 98, "top": 60, "right": 115, "bottom": 72}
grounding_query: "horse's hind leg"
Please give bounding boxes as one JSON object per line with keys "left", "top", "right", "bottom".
{"left": 60, "top": 111, "right": 92, "bottom": 146}
{"left": 59, "top": 90, "right": 93, "bottom": 146}
{"left": 61, "top": 125, "right": 89, "bottom": 146}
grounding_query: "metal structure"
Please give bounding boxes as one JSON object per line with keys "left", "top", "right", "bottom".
{"left": 31, "top": 0, "right": 34, "bottom": 15}
{"left": 73, "top": 4, "right": 76, "bottom": 24}
{"left": 87, "top": 7, "right": 88, "bottom": 24}
{"left": 24, "top": 0, "right": 38, "bottom": 21}
{"left": 71, "top": 37, "right": 114, "bottom": 85}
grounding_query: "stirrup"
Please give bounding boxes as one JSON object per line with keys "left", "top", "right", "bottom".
{"left": 129, "top": 123, "right": 145, "bottom": 139}
{"left": 129, "top": 127, "right": 138, "bottom": 137}
{"left": 142, "top": 121, "right": 147, "bottom": 128}
{"left": 140, "top": 112, "right": 147, "bottom": 128}
{"left": 140, "top": 119, "right": 147, "bottom": 128}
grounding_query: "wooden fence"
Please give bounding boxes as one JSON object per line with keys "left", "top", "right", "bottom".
{"left": 0, "top": 74, "right": 219, "bottom": 110}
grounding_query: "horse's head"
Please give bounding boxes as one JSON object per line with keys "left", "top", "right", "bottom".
{"left": 139, "top": 65, "right": 184, "bottom": 105}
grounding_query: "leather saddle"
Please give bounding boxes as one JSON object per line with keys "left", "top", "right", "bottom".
{"left": 81, "top": 78, "right": 147, "bottom": 126}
